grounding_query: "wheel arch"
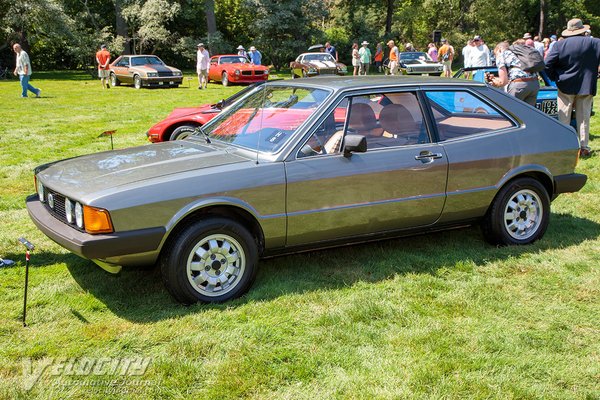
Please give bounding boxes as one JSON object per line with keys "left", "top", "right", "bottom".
{"left": 484, "top": 166, "right": 554, "bottom": 218}
{"left": 159, "top": 200, "right": 266, "bottom": 259}
{"left": 163, "top": 121, "right": 202, "bottom": 141}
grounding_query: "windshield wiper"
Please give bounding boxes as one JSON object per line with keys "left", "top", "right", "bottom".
{"left": 194, "top": 126, "right": 211, "bottom": 144}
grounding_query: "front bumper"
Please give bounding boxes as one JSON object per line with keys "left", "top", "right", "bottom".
{"left": 26, "top": 194, "right": 165, "bottom": 260}
{"left": 554, "top": 173, "right": 587, "bottom": 195}
{"left": 142, "top": 76, "right": 183, "bottom": 87}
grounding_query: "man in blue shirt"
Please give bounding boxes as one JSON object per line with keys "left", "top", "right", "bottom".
{"left": 249, "top": 46, "right": 262, "bottom": 66}
{"left": 545, "top": 18, "right": 600, "bottom": 157}
{"left": 325, "top": 42, "right": 338, "bottom": 62}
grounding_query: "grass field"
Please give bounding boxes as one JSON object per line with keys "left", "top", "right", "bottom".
{"left": 0, "top": 71, "right": 598, "bottom": 399}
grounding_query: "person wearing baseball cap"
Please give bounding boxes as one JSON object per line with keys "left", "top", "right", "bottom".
{"left": 545, "top": 19, "right": 600, "bottom": 157}
{"left": 387, "top": 40, "right": 400, "bottom": 75}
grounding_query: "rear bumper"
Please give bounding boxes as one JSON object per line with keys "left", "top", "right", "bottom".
{"left": 26, "top": 194, "right": 165, "bottom": 260}
{"left": 554, "top": 173, "right": 587, "bottom": 195}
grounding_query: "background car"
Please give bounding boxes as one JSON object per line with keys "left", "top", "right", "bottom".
{"left": 109, "top": 55, "right": 183, "bottom": 89}
{"left": 208, "top": 55, "right": 269, "bottom": 86}
{"left": 146, "top": 81, "right": 272, "bottom": 142}
{"left": 28, "top": 77, "right": 586, "bottom": 304}
{"left": 290, "top": 52, "right": 347, "bottom": 78}
{"left": 383, "top": 52, "right": 444, "bottom": 76}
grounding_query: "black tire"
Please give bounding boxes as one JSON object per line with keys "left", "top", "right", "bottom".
{"left": 110, "top": 73, "right": 120, "bottom": 87}
{"left": 160, "top": 217, "right": 259, "bottom": 304}
{"left": 222, "top": 72, "right": 229, "bottom": 87}
{"left": 481, "top": 177, "right": 550, "bottom": 246}
{"left": 169, "top": 125, "right": 198, "bottom": 141}
{"left": 134, "top": 75, "right": 142, "bottom": 89}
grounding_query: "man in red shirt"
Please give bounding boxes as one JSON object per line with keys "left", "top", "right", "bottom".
{"left": 96, "top": 44, "right": 111, "bottom": 89}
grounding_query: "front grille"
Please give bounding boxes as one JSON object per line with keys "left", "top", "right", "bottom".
{"left": 319, "top": 69, "right": 337, "bottom": 75}
{"left": 157, "top": 71, "right": 173, "bottom": 77}
{"left": 43, "top": 188, "right": 85, "bottom": 232}
{"left": 254, "top": 70, "right": 264, "bottom": 75}
{"left": 241, "top": 71, "right": 252, "bottom": 76}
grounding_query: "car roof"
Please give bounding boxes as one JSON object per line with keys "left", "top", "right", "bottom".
{"left": 299, "top": 52, "right": 334, "bottom": 56}
{"left": 266, "top": 76, "right": 486, "bottom": 91}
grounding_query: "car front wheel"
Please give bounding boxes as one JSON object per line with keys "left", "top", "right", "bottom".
{"left": 160, "top": 217, "right": 258, "bottom": 304}
{"left": 169, "top": 125, "right": 198, "bottom": 141}
{"left": 482, "top": 177, "right": 550, "bottom": 246}
{"left": 134, "top": 75, "right": 142, "bottom": 89}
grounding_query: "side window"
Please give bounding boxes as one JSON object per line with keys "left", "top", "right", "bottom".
{"left": 347, "top": 92, "right": 430, "bottom": 150}
{"left": 425, "top": 91, "right": 514, "bottom": 141}
{"left": 297, "top": 99, "right": 349, "bottom": 158}
{"left": 118, "top": 57, "right": 129, "bottom": 67}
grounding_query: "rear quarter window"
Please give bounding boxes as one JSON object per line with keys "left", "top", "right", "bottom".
{"left": 425, "top": 90, "right": 515, "bottom": 141}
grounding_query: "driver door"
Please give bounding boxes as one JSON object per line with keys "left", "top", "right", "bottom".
{"left": 285, "top": 90, "right": 448, "bottom": 246}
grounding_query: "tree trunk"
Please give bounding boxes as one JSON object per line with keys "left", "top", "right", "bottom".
{"left": 385, "top": 0, "right": 394, "bottom": 36}
{"left": 205, "top": 0, "right": 217, "bottom": 36}
{"left": 114, "top": 0, "right": 131, "bottom": 54}
{"left": 539, "top": 0, "right": 545, "bottom": 38}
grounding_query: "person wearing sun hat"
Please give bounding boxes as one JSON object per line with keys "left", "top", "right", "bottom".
{"left": 236, "top": 45, "right": 247, "bottom": 60}
{"left": 358, "top": 41, "right": 371, "bottom": 75}
{"left": 545, "top": 18, "right": 600, "bottom": 157}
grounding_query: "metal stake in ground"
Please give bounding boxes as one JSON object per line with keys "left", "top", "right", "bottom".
{"left": 19, "top": 237, "right": 35, "bottom": 327}
{"left": 98, "top": 130, "right": 117, "bottom": 150}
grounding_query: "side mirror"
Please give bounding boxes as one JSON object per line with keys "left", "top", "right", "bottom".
{"left": 343, "top": 134, "right": 367, "bottom": 157}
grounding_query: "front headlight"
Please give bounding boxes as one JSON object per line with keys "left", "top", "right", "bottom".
{"left": 235, "top": 69, "right": 241, "bottom": 75}
{"left": 36, "top": 177, "right": 45, "bottom": 203}
{"left": 147, "top": 72, "right": 158, "bottom": 77}
{"left": 65, "top": 198, "right": 74, "bottom": 224}
{"left": 173, "top": 71, "right": 182, "bottom": 76}
{"left": 308, "top": 68, "right": 317, "bottom": 73}
{"left": 75, "top": 202, "right": 84, "bottom": 228}
{"left": 264, "top": 69, "right": 269, "bottom": 74}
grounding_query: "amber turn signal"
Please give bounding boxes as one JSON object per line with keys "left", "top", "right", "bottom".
{"left": 83, "top": 205, "right": 114, "bottom": 234}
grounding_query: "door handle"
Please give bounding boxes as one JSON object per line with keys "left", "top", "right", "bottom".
{"left": 415, "top": 152, "right": 443, "bottom": 161}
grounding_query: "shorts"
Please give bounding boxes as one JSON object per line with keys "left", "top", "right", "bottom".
{"left": 98, "top": 69, "right": 109, "bottom": 78}
{"left": 442, "top": 60, "right": 452, "bottom": 72}
{"left": 198, "top": 69, "right": 208, "bottom": 78}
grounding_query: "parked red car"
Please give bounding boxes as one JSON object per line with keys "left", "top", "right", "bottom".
{"left": 147, "top": 82, "right": 266, "bottom": 142}
{"left": 208, "top": 55, "right": 269, "bottom": 86}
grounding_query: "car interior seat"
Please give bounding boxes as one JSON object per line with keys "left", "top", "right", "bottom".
{"left": 378, "top": 103, "right": 420, "bottom": 144}
{"left": 347, "top": 102, "right": 383, "bottom": 137}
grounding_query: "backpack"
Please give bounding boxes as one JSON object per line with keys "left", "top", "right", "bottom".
{"left": 508, "top": 44, "right": 545, "bottom": 73}
{"left": 442, "top": 51, "right": 450, "bottom": 61}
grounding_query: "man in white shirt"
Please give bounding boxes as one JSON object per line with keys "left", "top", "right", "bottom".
{"left": 196, "top": 43, "right": 210, "bottom": 89}
{"left": 533, "top": 35, "right": 545, "bottom": 55}
{"left": 469, "top": 35, "right": 491, "bottom": 67}
{"left": 462, "top": 39, "right": 474, "bottom": 78}
{"left": 13, "top": 43, "right": 41, "bottom": 98}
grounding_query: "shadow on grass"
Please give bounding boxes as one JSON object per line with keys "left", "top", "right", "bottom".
{"left": 51, "top": 213, "right": 600, "bottom": 322}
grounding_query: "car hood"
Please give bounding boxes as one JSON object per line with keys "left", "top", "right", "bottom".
{"left": 401, "top": 59, "right": 440, "bottom": 66}
{"left": 305, "top": 60, "right": 339, "bottom": 69}
{"left": 37, "top": 141, "right": 249, "bottom": 199}
{"left": 132, "top": 64, "right": 180, "bottom": 74}
{"left": 167, "top": 104, "right": 214, "bottom": 119}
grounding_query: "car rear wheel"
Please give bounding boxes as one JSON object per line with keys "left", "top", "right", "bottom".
{"left": 160, "top": 217, "right": 258, "bottom": 304}
{"left": 169, "top": 125, "right": 198, "bottom": 141}
{"left": 133, "top": 75, "right": 142, "bottom": 89}
{"left": 110, "top": 73, "right": 120, "bottom": 87}
{"left": 482, "top": 177, "right": 550, "bottom": 246}
{"left": 222, "top": 72, "right": 229, "bottom": 87}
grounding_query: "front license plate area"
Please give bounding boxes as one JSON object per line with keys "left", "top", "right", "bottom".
{"left": 537, "top": 100, "right": 558, "bottom": 116}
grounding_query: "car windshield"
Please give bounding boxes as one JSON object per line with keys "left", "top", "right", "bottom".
{"left": 400, "top": 52, "right": 431, "bottom": 61}
{"left": 131, "top": 56, "right": 164, "bottom": 66}
{"left": 220, "top": 56, "right": 248, "bottom": 64}
{"left": 303, "top": 54, "right": 336, "bottom": 63}
{"left": 200, "top": 85, "right": 330, "bottom": 153}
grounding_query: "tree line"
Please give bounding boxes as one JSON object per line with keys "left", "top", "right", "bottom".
{"left": 1, "top": 0, "right": 598, "bottom": 72}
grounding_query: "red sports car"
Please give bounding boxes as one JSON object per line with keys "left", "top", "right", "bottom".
{"left": 147, "top": 82, "right": 265, "bottom": 142}
{"left": 208, "top": 55, "right": 269, "bottom": 86}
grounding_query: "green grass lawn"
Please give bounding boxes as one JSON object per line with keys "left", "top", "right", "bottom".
{"left": 0, "top": 71, "right": 599, "bottom": 399}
